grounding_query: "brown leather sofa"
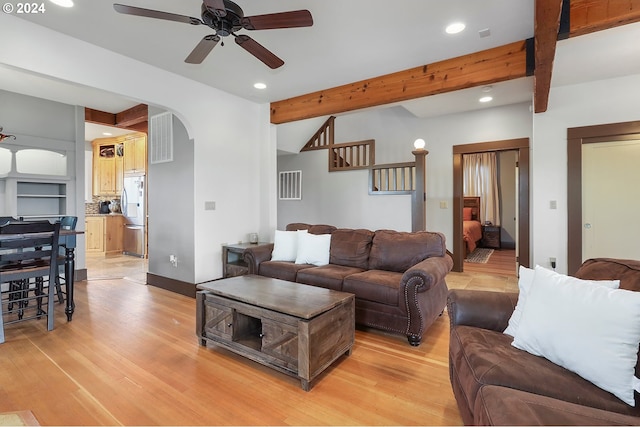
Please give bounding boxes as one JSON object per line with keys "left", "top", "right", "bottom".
{"left": 447, "top": 258, "right": 640, "bottom": 425}
{"left": 243, "top": 223, "right": 453, "bottom": 346}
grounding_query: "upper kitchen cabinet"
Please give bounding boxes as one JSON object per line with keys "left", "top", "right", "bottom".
{"left": 123, "top": 134, "right": 147, "bottom": 175}
{"left": 92, "top": 138, "right": 123, "bottom": 197}
{"left": 92, "top": 132, "right": 146, "bottom": 196}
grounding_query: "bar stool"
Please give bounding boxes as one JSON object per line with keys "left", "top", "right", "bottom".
{"left": 0, "top": 220, "right": 61, "bottom": 344}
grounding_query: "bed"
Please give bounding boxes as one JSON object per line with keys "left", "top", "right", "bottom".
{"left": 463, "top": 196, "right": 483, "bottom": 256}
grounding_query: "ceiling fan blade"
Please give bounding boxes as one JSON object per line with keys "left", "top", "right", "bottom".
{"left": 113, "top": 4, "right": 202, "bottom": 25}
{"left": 241, "top": 10, "right": 313, "bottom": 30}
{"left": 234, "top": 35, "right": 284, "bottom": 69}
{"left": 185, "top": 35, "right": 220, "bottom": 64}
{"left": 203, "top": 0, "right": 226, "bottom": 17}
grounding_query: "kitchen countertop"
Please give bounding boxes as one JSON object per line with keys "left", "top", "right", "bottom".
{"left": 86, "top": 213, "right": 123, "bottom": 217}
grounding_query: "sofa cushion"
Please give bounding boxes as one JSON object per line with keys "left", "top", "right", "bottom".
{"left": 296, "top": 264, "right": 365, "bottom": 291}
{"left": 271, "top": 229, "right": 307, "bottom": 262}
{"left": 343, "top": 270, "right": 402, "bottom": 306}
{"left": 512, "top": 265, "right": 640, "bottom": 407}
{"left": 295, "top": 232, "right": 331, "bottom": 266}
{"left": 258, "top": 261, "right": 314, "bottom": 282}
{"left": 329, "top": 228, "right": 374, "bottom": 269}
{"left": 286, "top": 223, "right": 337, "bottom": 235}
{"left": 474, "top": 385, "right": 640, "bottom": 426}
{"left": 368, "top": 230, "right": 446, "bottom": 273}
{"left": 449, "top": 325, "right": 640, "bottom": 418}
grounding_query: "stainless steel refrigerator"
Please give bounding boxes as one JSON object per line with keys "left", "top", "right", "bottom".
{"left": 121, "top": 175, "right": 146, "bottom": 257}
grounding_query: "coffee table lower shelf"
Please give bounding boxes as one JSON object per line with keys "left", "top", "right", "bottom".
{"left": 196, "top": 277, "right": 355, "bottom": 391}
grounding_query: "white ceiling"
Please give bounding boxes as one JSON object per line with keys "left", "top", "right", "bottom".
{"left": 3, "top": 1, "right": 640, "bottom": 141}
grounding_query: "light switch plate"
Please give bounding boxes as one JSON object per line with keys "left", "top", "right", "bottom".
{"left": 205, "top": 201, "right": 216, "bottom": 210}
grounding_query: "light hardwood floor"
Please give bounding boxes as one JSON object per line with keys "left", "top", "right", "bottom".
{"left": 0, "top": 251, "right": 517, "bottom": 426}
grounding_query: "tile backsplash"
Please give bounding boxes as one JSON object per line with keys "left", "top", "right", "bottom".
{"left": 86, "top": 196, "right": 121, "bottom": 215}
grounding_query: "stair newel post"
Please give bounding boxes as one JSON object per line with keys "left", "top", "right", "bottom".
{"left": 412, "top": 139, "right": 428, "bottom": 232}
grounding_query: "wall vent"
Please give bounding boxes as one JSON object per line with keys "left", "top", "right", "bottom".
{"left": 278, "top": 170, "right": 302, "bottom": 200}
{"left": 150, "top": 112, "right": 173, "bottom": 164}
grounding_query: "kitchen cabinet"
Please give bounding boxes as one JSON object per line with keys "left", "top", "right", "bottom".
{"left": 85, "top": 215, "right": 124, "bottom": 256}
{"left": 92, "top": 139, "right": 124, "bottom": 196}
{"left": 123, "top": 135, "right": 147, "bottom": 175}
{"left": 85, "top": 216, "right": 105, "bottom": 253}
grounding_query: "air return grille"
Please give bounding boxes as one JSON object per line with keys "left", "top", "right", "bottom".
{"left": 150, "top": 112, "right": 173, "bottom": 164}
{"left": 278, "top": 170, "right": 302, "bottom": 200}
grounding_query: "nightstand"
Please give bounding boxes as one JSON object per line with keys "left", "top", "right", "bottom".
{"left": 222, "top": 242, "right": 270, "bottom": 278}
{"left": 481, "top": 225, "right": 501, "bottom": 249}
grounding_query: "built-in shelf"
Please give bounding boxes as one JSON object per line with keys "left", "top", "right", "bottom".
{"left": 16, "top": 181, "right": 67, "bottom": 219}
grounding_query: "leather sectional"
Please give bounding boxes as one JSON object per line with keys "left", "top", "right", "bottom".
{"left": 243, "top": 223, "right": 453, "bottom": 346}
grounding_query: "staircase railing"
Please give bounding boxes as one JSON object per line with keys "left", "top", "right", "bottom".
{"left": 330, "top": 140, "right": 375, "bottom": 171}
{"left": 369, "top": 162, "right": 416, "bottom": 194}
{"left": 300, "top": 116, "right": 335, "bottom": 152}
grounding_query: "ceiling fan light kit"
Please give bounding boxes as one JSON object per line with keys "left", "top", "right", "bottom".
{"left": 113, "top": 0, "right": 313, "bottom": 69}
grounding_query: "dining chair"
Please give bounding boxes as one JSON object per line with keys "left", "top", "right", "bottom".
{"left": 0, "top": 220, "right": 61, "bottom": 344}
{"left": 54, "top": 216, "right": 78, "bottom": 304}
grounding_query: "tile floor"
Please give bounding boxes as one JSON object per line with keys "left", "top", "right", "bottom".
{"left": 86, "top": 254, "right": 148, "bottom": 284}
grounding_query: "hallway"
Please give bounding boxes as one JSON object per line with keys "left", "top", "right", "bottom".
{"left": 86, "top": 254, "right": 148, "bottom": 284}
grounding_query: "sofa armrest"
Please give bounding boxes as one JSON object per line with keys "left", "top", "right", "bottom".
{"left": 401, "top": 255, "right": 453, "bottom": 293}
{"left": 447, "top": 289, "right": 518, "bottom": 332}
{"left": 243, "top": 243, "right": 274, "bottom": 274}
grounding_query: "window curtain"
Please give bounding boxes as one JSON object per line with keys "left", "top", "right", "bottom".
{"left": 463, "top": 152, "right": 500, "bottom": 225}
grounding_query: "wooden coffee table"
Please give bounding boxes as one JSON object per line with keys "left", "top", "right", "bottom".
{"left": 196, "top": 275, "right": 355, "bottom": 391}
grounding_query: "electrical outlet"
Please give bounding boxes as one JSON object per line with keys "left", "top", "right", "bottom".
{"left": 169, "top": 254, "right": 178, "bottom": 267}
{"left": 550, "top": 257, "right": 556, "bottom": 269}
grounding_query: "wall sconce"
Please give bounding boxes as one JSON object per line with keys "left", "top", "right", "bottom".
{"left": 0, "top": 127, "right": 16, "bottom": 143}
{"left": 413, "top": 138, "right": 426, "bottom": 150}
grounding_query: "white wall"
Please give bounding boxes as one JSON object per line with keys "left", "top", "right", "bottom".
{"left": 532, "top": 73, "right": 640, "bottom": 273}
{"left": 277, "top": 102, "right": 533, "bottom": 251}
{"left": 1, "top": 14, "right": 277, "bottom": 283}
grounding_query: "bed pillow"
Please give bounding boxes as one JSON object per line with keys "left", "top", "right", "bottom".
{"left": 295, "top": 231, "right": 331, "bottom": 266}
{"left": 463, "top": 207, "right": 473, "bottom": 221}
{"left": 512, "top": 265, "right": 640, "bottom": 406}
{"left": 271, "top": 229, "right": 307, "bottom": 262}
{"left": 503, "top": 265, "right": 620, "bottom": 337}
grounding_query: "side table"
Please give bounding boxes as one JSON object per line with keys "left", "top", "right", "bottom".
{"left": 481, "top": 225, "right": 501, "bottom": 249}
{"left": 222, "top": 242, "right": 271, "bottom": 278}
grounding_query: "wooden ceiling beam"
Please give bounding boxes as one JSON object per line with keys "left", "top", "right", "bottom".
{"left": 270, "top": 0, "right": 640, "bottom": 124}
{"left": 569, "top": 0, "right": 640, "bottom": 37}
{"left": 85, "top": 104, "right": 148, "bottom": 132}
{"left": 85, "top": 108, "right": 116, "bottom": 126}
{"left": 534, "top": 0, "right": 563, "bottom": 113}
{"left": 270, "top": 41, "right": 528, "bottom": 124}
{"left": 115, "top": 104, "right": 148, "bottom": 128}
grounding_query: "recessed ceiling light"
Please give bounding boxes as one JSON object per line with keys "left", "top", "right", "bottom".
{"left": 482, "top": 85, "right": 493, "bottom": 93}
{"left": 254, "top": 82, "right": 267, "bottom": 90}
{"left": 479, "top": 96, "right": 493, "bottom": 103}
{"left": 445, "top": 22, "right": 466, "bottom": 35}
{"left": 102, "top": 132, "right": 112, "bottom": 136}
{"left": 49, "top": 0, "right": 74, "bottom": 7}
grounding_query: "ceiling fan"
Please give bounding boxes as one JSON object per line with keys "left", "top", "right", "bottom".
{"left": 113, "top": 0, "right": 313, "bottom": 69}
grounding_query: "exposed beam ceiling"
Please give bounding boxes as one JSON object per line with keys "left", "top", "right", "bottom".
{"left": 534, "top": 0, "right": 563, "bottom": 113}
{"left": 85, "top": 104, "right": 149, "bottom": 134}
{"left": 271, "top": 41, "right": 529, "bottom": 124}
{"left": 271, "top": 0, "right": 640, "bottom": 124}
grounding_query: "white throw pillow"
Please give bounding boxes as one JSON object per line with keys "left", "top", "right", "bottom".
{"left": 503, "top": 265, "right": 535, "bottom": 337}
{"left": 295, "top": 232, "right": 331, "bottom": 266}
{"left": 503, "top": 265, "right": 620, "bottom": 337}
{"left": 512, "top": 265, "right": 640, "bottom": 406}
{"left": 271, "top": 229, "right": 307, "bottom": 262}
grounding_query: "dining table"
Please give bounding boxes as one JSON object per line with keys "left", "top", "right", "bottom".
{"left": 59, "top": 229, "right": 83, "bottom": 321}
{"left": 0, "top": 228, "right": 82, "bottom": 322}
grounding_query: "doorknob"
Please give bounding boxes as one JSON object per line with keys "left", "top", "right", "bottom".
{"left": 584, "top": 223, "right": 592, "bottom": 229}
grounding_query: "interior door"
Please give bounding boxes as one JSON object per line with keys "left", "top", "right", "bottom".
{"left": 582, "top": 140, "right": 640, "bottom": 261}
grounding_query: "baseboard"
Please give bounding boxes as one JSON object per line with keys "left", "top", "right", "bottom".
{"left": 146, "top": 273, "right": 196, "bottom": 298}
{"left": 74, "top": 268, "right": 87, "bottom": 282}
